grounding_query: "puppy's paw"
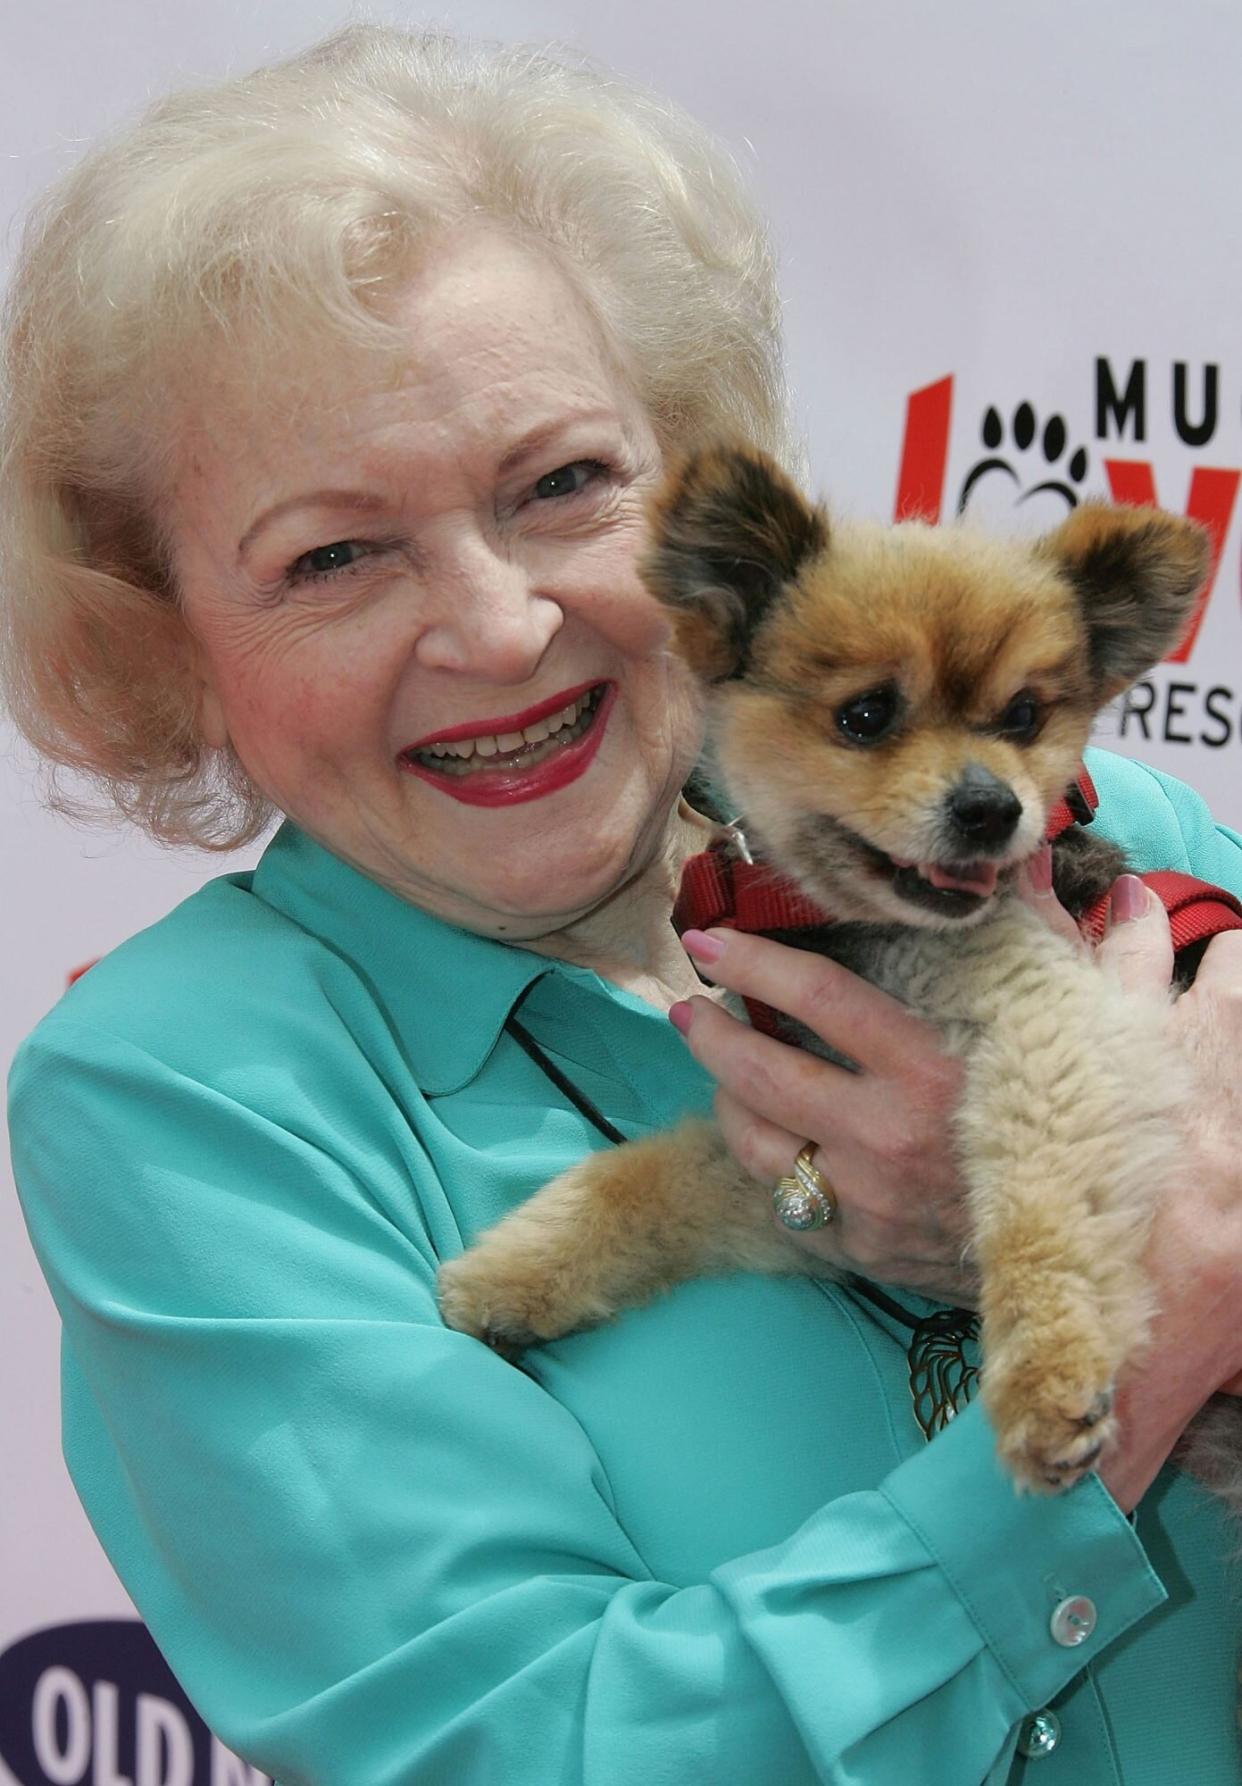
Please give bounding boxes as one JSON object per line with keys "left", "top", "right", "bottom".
{"left": 438, "top": 1155, "right": 637, "bottom": 1352}
{"left": 437, "top": 1249, "right": 536, "bottom": 1354}
{"left": 984, "top": 1319, "right": 1120, "bottom": 1493}
{"left": 437, "top": 1237, "right": 601, "bottom": 1353}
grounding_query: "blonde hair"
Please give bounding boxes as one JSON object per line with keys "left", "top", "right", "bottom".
{"left": 0, "top": 24, "right": 791, "bottom": 847}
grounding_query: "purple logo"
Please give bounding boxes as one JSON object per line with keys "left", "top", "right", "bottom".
{"left": 0, "top": 1622, "right": 269, "bottom": 1785}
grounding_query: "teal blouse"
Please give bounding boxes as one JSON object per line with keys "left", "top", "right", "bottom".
{"left": 10, "top": 748, "right": 1242, "bottom": 1786}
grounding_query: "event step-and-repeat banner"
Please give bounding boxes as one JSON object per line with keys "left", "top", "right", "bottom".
{"left": 3, "top": 2, "right": 1239, "bottom": 1780}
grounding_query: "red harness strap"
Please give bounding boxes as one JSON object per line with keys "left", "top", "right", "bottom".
{"left": 673, "top": 767, "right": 1242, "bottom": 1035}
{"left": 672, "top": 842, "right": 823, "bottom": 938}
{"left": 673, "top": 770, "right": 1100, "bottom": 943}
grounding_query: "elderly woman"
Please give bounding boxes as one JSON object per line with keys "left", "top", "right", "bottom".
{"left": 5, "top": 25, "right": 1242, "bottom": 1786}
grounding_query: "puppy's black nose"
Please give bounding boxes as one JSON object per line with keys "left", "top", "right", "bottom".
{"left": 947, "top": 765, "right": 1022, "bottom": 848}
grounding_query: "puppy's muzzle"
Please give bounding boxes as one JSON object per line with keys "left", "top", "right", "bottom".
{"left": 946, "top": 764, "right": 1022, "bottom": 851}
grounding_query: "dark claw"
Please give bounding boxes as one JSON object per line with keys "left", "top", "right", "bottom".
{"left": 1048, "top": 1438, "right": 1104, "bottom": 1479}
{"left": 1079, "top": 1388, "right": 1114, "bottom": 1429}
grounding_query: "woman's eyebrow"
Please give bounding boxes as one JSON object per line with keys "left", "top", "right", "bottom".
{"left": 236, "top": 490, "right": 389, "bottom": 561}
{"left": 495, "top": 409, "right": 624, "bottom": 477}
{"left": 237, "top": 410, "right": 628, "bottom": 559}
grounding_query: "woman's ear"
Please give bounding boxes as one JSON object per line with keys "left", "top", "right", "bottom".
{"left": 1038, "top": 502, "right": 1211, "bottom": 701}
{"left": 640, "top": 442, "right": 828, "bottom": 682}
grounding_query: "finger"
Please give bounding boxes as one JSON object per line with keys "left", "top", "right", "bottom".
{"left": 714, "top": 1090, "right": 849, "bottom": 1264}
{"left": 672, "top": 991, "right": 921, "bottom": 1149}
{"left": 1185, "top": 926, "right": 1242, "bottom": 998}
{"left": 1012, "top": 844, "right": 1085, "bottom": 949}
{"left": 713, "top": 1084, "right": 817, "bottom": 1188}
{"left": 673, "top": 990, "right": 954, "bottom": 1174}
{"left": 681, "top": 926, "right": 939, "bottom": 1076}
{"left": 674, "top": 993, "right": 859, "bottom": 1132}
{"left": 1095, "top": 875, "right": 1174, "bottom": 994}
{"left": 716, "top": 1081, "right": 973, "bottom": 1295}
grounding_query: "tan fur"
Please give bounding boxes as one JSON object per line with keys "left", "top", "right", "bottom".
{"left": 438, "top": 444, "right": 1221, "bottom": 1498}
{"left": 437, "top": 1120, "right": 796, "bottom": 1349}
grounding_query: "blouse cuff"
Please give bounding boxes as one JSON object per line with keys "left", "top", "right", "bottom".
{"left": 879, "top": 1400, "right": 1167, "bottom": 1709}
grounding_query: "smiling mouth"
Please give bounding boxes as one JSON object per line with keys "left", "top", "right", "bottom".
{"left": 857, "top": 836, "right": 1006, "bottom": 917}
{"left": 400, "top": 684, "right": 606, "bottom": 779}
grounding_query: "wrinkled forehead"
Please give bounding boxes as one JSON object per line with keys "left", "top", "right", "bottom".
{"left": 160, "top": 226, "right": 642, "bottom": 485}
{"left": 154, "top": 247, "right": 658, "bottom": 591}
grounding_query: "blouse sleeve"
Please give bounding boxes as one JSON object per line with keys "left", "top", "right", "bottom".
{"left": 9, "top": 1014, "right": 1166, "bottom": 1786}
{"left": 1084, "top": 747, "right": 1242, "bottom": 895}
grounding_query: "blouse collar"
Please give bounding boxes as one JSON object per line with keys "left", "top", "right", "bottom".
{"left": 249, "top": 823, "right": 554, "bottom": 1097}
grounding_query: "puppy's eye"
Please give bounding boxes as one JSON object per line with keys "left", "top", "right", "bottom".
{"left": 836, "top": 685, "right": 901, "bottom": 745}
{"left": 997, "top": 691, "right": 1042, "bottom": 741}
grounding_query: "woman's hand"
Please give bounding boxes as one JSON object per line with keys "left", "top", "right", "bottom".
{"left": 1091, "top": 882, "right": 1242, "bottom": 1508}
{"left": 671, "top": 851, "right": 1078, "bottom": 1304}
{"left": 673, "top": 849, "right": 1088, "bottom": 1304}
{"left": 672, "top": 929, "right": 972, "bottom": 1298}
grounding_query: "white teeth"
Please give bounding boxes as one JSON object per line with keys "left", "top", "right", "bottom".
{"left": 411, "top": 687, "right": 600, "bottom": 769}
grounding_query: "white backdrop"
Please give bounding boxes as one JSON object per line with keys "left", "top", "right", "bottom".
{"left": 4, "top": 3, "right": 1241, "bottom": 1780}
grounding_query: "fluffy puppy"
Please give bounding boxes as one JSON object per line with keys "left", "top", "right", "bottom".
{"left": 439, "top": 444, "right": 1235, "bottom": 1496}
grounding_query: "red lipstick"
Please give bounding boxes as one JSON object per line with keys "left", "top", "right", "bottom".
{"left": 398, "top": 681, "right": 614, "bottom": 808}
{"left": 404, "top": 679, "right": 603, "bottom": 751}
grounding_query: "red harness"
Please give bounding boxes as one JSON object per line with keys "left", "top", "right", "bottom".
{"left": 673, "top": 768, "right": 1242, "bottom": 1035}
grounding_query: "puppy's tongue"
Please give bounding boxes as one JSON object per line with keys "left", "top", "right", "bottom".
{"left": 920, "top": 859, "right": 1001, "bottom": 897}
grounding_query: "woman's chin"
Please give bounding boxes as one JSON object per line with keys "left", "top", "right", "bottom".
{"left": 453, "top": 820, "right": 673, "bottom": 938}
{"left": 469, "top": 866, "right": 636, "bottom": 938}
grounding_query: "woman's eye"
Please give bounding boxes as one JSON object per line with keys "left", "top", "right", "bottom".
{"left": 288, "top": 540, "right": 372, "bottom": 583}
{"left": 532, "top": 460, "right": 606, "bottom": 501}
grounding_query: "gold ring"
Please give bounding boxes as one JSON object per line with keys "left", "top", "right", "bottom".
{"left": 772, "top": 1142, "right": 838, "bottom": 1231}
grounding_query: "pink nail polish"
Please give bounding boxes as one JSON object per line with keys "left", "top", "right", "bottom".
{"left": 1111, "top": 874, "right": 1148, "bottom": 924}
{"left": 668, "top": 1000, "right": 694, "bottom": 1035}
{"left": 681, "top": 928, "right": 725, "bottom": 964}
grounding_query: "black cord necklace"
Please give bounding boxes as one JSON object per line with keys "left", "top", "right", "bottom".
{"left": 502, "top": 1005, "right": 980, "bottom": 1441}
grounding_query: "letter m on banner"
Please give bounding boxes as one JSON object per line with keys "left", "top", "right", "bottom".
{"left": 1104, "top": 461, "right": 1240, "bottom": 663}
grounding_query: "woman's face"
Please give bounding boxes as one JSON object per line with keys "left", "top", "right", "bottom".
{"left": 169, "top": 230, "right": 703, "bottom": 937}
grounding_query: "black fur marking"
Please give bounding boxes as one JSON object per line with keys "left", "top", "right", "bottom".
{"left": 1049, "top": 827, "right": 1128, "bottom": 917}
{"left": 1053, "top": 514, "right": 1208, "bottom": 695}
{"left": 681, "top": 765, "right": 735, "bottom": 825}
{"left": 643, "top": 445, "right": 829, "bottom": 680}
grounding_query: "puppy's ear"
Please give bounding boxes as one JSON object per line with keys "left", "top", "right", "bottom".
{"left": 642, "top": 443, "right": 828, "bottom": 681}
{"left": 1039, "top": 502, "right": 1210, "bottom": 700}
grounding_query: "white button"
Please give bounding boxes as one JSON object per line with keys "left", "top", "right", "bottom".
{"left": 1049, "top": 1595, "right": 1097, "bottom": 1646}
{"left": 1017, "top": 1710, "right": 1062, "bottom": 1758}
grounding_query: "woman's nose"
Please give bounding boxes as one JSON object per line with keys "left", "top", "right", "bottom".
{"left": 415, "top": 538, "right": 564, "bottom": 680}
